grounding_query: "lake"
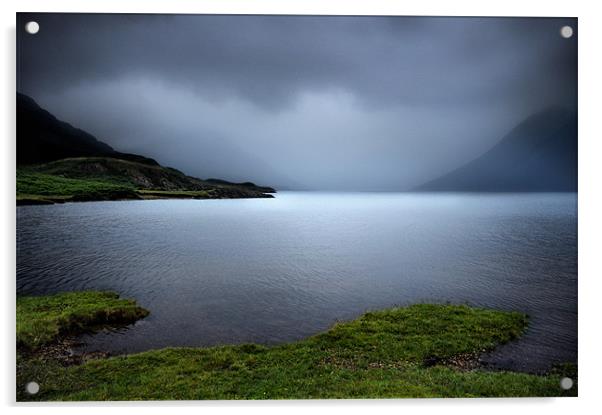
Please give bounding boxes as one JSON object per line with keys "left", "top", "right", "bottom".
{"left": 16, "top": 192, "right": 577, "bottom": 372}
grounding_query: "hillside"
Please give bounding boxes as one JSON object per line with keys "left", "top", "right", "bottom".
{"left": 16, "top": 93, "right": 275, "bottom": 204}
{"left": 17, "top": 93, "right": 159, "bottom": 166}
{"left": 17, "top": 157, "right": 274, "bottom": 205}
{"left": 32, "top": 158, "right": 222, "bottom": 191}
{"left": 206, "top": 178, "right": 276, "bottom": 194}
{"left": 417, "top": 108, "right": 577, "bottom": 192}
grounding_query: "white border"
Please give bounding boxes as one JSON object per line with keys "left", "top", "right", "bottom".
{"left": 2, "top": 1, "right": 602, "bottom": 413}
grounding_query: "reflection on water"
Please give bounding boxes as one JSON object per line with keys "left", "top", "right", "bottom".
{"left": 17, "top": 192, "right": 577, "bottom": 372}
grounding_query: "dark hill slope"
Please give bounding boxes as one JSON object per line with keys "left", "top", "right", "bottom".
{"left": 17, "top": 93, "right": 158, "bottom": 166}
{"left": 417, "top": 108, "right": 577, "bottom": 192}
{"left": 206, "top": 178, "right": 276, "bottom": 194}
{"left": 16, "top": 93, "right": 275, "bottom": 203}
{"left": 32, "top": 157, "right": 209, "bottom": 191}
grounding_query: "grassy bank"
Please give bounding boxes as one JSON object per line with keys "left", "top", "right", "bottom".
{"left": 17, "top": 291, "right": 149, "bottom": 350}
{"left": 16, "top": 292, "right": 576, "bottom": 400}
{"left": 16, "top": 170, "right": 139, "bottom": 204}
{"left": 16, "top": 171, "right": 241, "bottom": 204}
{"left": 17, "top": 158, "right": 274, "bottom": 205}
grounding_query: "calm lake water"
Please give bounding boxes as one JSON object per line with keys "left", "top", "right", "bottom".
{"left": 16, "top": 192, "right": 577, "bottom": 372}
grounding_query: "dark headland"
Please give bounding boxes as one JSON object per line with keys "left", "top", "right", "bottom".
{"left": 16, "top": 93, "right": 276, "bottom": 205}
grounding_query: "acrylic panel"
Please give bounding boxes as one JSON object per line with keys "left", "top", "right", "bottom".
{"left": 16, "top": 13, "right": 577, "bottom": 401}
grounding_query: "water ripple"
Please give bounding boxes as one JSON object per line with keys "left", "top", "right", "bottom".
{"left": 16, "top": 193, "right": 577, "bottom": 372}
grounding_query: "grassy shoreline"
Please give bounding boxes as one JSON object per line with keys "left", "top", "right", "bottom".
{"left": 16, "top": 291, "right": 576, "bottom": 400}
{"left": 17, "top": 162, "right": 275, "bottom": 205}
{"left": 17, "top": 291, "right": 149, "bottom": 350}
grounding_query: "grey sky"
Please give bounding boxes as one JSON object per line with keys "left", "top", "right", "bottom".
{"left": 17, "top": 14, "right": 577, "bottom": 190}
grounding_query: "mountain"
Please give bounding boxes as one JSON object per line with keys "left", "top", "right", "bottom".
{"left": 16, "top": 93, "right": 275, "bottom": 204}
{"left": 417, "top": 108, "right": 577, "bottom": 192}
{"left": 17, "top": 93, "right": 160, "bottom": 166}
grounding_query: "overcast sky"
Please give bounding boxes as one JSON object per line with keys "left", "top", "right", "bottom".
{"left": 17, "top": 14, "right": 577, "bottom": 190}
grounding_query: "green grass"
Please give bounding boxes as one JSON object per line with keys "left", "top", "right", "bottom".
{"left": 16, "top": 169, "right": 212, "bottom": 203}
{"left": 16, "top": 297, "right": 577, "bottom": 400}
{"left": 17, "top": 170, "right": 138, "bottom": 203}
{"left": 17, "top": 168, "right": 239, "bottom": 204}
{"left": 30, "top": 157, "right": 186, "bottom": 187}
{"left": 17, "top": 291, "right": 149, "bottom": 350}
{"left": 17, "top": 158, "right": 274, "bottom": 204}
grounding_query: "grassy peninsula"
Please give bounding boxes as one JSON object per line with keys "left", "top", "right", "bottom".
{"left": 17, "top": 291, "right": 576, "bottom": 400}
{"left": 17, "top": 93, "right": 275, "bottom": 204}
{"left": 17, "top": 157, "right": 275, "bottom": 205}
{"left": 17, "top": 291, "right": 149, "bottom": 350}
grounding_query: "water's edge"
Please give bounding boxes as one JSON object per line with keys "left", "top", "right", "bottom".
{"left": 17, "top": 192, "right": 577, "bottom": 372}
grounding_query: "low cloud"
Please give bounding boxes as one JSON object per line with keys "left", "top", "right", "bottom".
{"left": 17, "top": 14, "right": 577, "bottom": 189}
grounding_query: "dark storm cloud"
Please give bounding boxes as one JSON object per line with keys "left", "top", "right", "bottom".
{"left": 16, "top": 14, "right": 577, "bottom": 189}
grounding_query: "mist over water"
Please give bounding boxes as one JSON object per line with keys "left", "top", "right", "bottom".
{"left": 17, "top": 192, "right": 577, "bottom": 372}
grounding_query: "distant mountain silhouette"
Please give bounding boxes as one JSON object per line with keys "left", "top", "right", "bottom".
{"left": 417, "top": 107, "right": 577, "bottom": 191}
{"left": 17, "top": 92, "right": 159, "bottom": 166}
{"left": 16, "top": 93, "right": 276, "bottom": 203}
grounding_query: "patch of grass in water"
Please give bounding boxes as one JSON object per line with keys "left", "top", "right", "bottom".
{"left": 16, "top": 299, "right": 577, "bottom": 400}
{"left": 17, "top": 291, "right": 149, "bottom": 350}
